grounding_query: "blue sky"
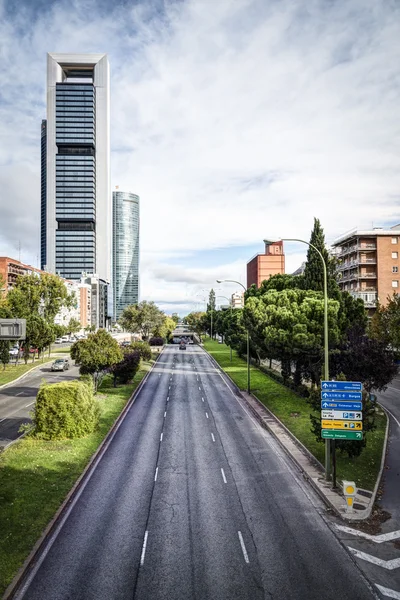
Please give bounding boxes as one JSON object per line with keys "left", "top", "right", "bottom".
{"left": 1, "top": 0, "right": 400, "bottom": 313}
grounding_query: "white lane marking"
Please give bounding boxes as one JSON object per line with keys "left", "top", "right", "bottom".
{"left": 205, "top": 412, "right": 209, "bottom": 419}
{"left": 16, "top": 392, "right": 25, "bottom": 396}
{"left": 154, "top": 467, "right": 158, "bottom": 482}
{"left": 376, "top": 584, "right": 400, "bottom": 599}
{"left": 238, "top": 531, "right": 250, "bottom": 564}
{"left": 202, "top": 397, "right": 204, "bottom": 402}
{"left": 198, "top": 386, "right": 201, "bottom": 390}
{"left": 167, "top": 397, "right": 169, "bottom": 402}
{"left": 24, "top": 402, "right": 34, "bottom": 408}
{"left": 169, "top": 386, "right": 170, "bottom": 390}
{"left": 335, "top": 524, "right": 400, "bottom": 543}
{"left": 211, "top": 433, "right": 215, "bottom": 442}
{"left": 220, "top": 468, "right": 227, "bottom": 484}
{"left": 164, "top": 411, "right": 166, "bottom": 418}
{"left": 0, "top": 417, "right": 6, "bottom": 423}
{"left": 382, "top": 405, "right": 400, "bottom": 429}
{"left": 160, "top": 433, "right": 163, "bottom": 442}
{"left": 140, "top": 531, "right": 149, "bottom": 566}
{"left": 348, "top": 547, "right": 400, "bottom": 570}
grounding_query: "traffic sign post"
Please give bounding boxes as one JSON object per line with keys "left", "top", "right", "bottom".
{"left": 320, "top": 381, "right": 363, "bottom": 489}
{"left": 321, "top": 381, "right": 362, "bottom": 391}
{"left": 321, "top": 391, "right": 362, "bottom": 401}
{"left": 321, "top": 430, "right": 363, "bottom": 440}
{"left": 321, "top": 400, "right": 362, "bottom": 411}
{"left": 343, "top": 480, "right": 357, "bottom": 513}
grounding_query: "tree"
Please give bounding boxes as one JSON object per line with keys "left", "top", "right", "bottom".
{"left": 303, "top": 218, "right": 339, "bottom": 299}
{"left": 184, "top": 311, "right": 206, "bottom": 341}
{"left": 153, "top": 316, "right": 176, "bottom": 340}
{"left": 7, "top": 272, "right": 73, "bottom": 322}
{"left": 0, "top": 340, "right": 10, "bottom": 370}
{"left": 171, "top": 313, "right": 179, "bottom": 324}
{"left": 111, "top": 351, "right": 140, "bottom": 387}
{"left": 119, "top": 301, "right": 165, "bottom": 340}
{"left": 369, "top": 294, "right": 400, "bottom": 351}
{"left": 67, "top": 318, "right": 81, "bottom": 336}
{"left": 243, "top": 289, "right": 340, "bottom": 384}
{"left": 207, "top": 289, "right": 216, "bottom": 312}
{"left": 76, "top": 330, "right": 123, "bottom": 391}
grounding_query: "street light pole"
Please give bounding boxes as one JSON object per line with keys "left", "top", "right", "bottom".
{"left": 217, "top": 279, "right": 250, "bottom": 393}
{"left": 282, "top": 238, "right": 332, "bottom": 483}
{"left": 217, "top": 295, "right": 233, "bottom": 361}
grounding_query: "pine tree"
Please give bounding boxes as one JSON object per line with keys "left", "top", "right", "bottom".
{"left": 207, "top": 289, "right": 216, "bottom": 311}
{"left": 303, "top": 217, "right": 340, "bottom": 299}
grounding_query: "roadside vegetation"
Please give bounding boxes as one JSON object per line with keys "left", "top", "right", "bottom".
{"left": 0, "top": 363, "right": 152, "bottom": 596}
{"left": 187, "top": 218, "right": 397, "bottom": 461}
{"left": 204, "top": 338, "right": 387, "bottom": 491}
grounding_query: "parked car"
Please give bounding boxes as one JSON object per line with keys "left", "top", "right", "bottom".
{"left": 54, "top": 338, "right": 63, "bottom": 344}
{"left": 179, "top": 342, "right": 186, "bottom": 350}
{"left": 51, "top": 358, "right": 70, "bottom": 372}
{"left": 9, "top": 348, "right": 19, "bottom": 357}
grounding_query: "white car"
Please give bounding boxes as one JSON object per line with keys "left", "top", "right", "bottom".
{"left": 54, "top": 338, "right": 63, "bottom": 344}
{"left": 9, "top": 348, "right": 19, "bottom": 357}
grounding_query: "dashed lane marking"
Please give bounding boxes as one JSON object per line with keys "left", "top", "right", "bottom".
{"left": 220, "top": 468, "right": 227, "bottom": 484}
{"left": 211, "top": 433, "right": 215, "bottom": 442}
{"left": 140, "top": 531, "right": 149, "bottom": 566}
{"left": 160, "top": 433, "right": 163, "bottom": 442}
{"left": 154, "top": 467, "right": 158, "bottom": 482}
{"left": 238, "top": 531, "right": 250, "bottom": 564}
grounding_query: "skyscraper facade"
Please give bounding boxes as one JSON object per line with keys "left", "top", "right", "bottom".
{"left": 112, "top": 190, "right": 140, "bottom": 320}
{"left": 42, "top": 53, "right": 110, "bottom": 282}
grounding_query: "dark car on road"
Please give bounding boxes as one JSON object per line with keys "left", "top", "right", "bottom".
{"left": 179, "top": 342, "right": 186, "bottom": 350}
{"left": 51, "top": 358, "right": 70, "bottom": 372}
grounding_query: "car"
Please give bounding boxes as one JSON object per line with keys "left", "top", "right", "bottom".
{"left": 9, "top": 348, "right": 19, "bottom": 357}
{"left": 179, "top": 342, "right": 186, "bottom": 350}
{"left": 54, "top": 338, "right": 63, "bottom": 344}
{"left": 51, "top": 358, "right": 70, "bottom": 372}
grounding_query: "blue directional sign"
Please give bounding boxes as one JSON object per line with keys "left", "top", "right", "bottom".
{"left": 321, "top": 400, "right": 362, "bottom": 411}
{"left": 321, "top": 391, "right": 362, "bottom": 401}
{"left": 321, "top": 381, "right": 362, "bottom": 391}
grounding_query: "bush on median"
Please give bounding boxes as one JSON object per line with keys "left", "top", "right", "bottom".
{"left": 33, "top": 379, "right": 100, "bottom": 440}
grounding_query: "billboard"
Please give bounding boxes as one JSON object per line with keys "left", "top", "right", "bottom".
{"left": 0, "top": 319, "right": 26, "bottom": 340}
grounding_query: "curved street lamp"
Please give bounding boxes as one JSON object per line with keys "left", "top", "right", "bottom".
{"left": 281, "top": 238, "right": 333, "bottom": 484}
{"left": 216, "top": 279, "right": 250, "bottom": 393}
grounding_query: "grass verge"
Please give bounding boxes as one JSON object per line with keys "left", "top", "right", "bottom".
{"left": 0, "top": 360, "right": 53, "bottom": 387}
{"left": 0, "top": 361, "right": 153, "bottom": 595}
{"left": 204, "top": 339, "right": 387, "bottom": 492}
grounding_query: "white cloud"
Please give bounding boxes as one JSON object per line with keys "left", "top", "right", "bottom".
{"left": 1, "top": 0, "right": 400, "bottom": 312}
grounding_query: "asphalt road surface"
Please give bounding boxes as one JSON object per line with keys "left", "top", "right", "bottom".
{"left": 14, "top": 347, "right": 375, "bottom": 600}
{"left": 0, "top": 359, "right": 80, "bottom": 449}
{"left": 376, "top": 374, "right": 400, "bottom": 526}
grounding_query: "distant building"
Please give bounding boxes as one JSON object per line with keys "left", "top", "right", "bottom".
{"left": 112, "top": 190, "right": 140, "bottom": 320}
{"left": 332, "top": 225, "right": 400, "bottom": 311}
{"left": 42, "top": 53, "right": 111, "bottom": 282}
{"left": 81, "top": 274, "right": 110, "bottom": 329}
{"left": 247, "top": 240, "right": 285, "bottom": 288}
{"left": 0, "top": 257, "right": 43, "bottom": 291}
{"left": 292, "top": 262, "right": 306, "bottom": 276}
{"left": 231, "top": 292, "right": 244, "bottom": 308}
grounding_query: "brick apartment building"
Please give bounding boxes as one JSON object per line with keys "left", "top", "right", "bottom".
{"left": 0, "top": 257, "right": 43, "bottom": 290}
{"left": 332, "top": 225, "right": 400, "bottom": 311}
{"left": 247, "top": 240, "right": 285, "bottom": 288}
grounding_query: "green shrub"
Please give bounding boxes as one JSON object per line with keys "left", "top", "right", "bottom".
{"left": 127, "top": 341, "right": 151, "bottom": 361}
{"left": 33, "top": 380, "right": 100, "bottom": 440}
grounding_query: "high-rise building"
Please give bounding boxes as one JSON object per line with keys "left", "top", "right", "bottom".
{"left": 247, "top": 240, "right": 285, "bottom": 288}
{"left": 42, "top": 53, "right": 111, "bottom": 282}
{"left": 332, "top": 225, "right": 400, "bottom": 311}
{"left": 112, "top": 190, "right": 140, "bottom": 320}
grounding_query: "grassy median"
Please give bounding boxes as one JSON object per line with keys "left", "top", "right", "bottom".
{"left": 204, "top": 339, "right": 387, "bottom": 492}
{"left": 0, "top": 362, "right": 152, "bottom": 596}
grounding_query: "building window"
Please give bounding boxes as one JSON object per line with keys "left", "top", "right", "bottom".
{"left": 393, "top": 267, "right": 399, "bottom": 273}
{"left": 392, "top": 280, "right": 399, "bottom": 288}
{"left": 392, "top": 237, "right": 398, "bottom": 244}
{"left": 392, "top": 252, "right": 398, "bottom": 259}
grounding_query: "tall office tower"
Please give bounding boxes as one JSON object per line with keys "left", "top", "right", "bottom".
{"left": 112, "top": 190, "right": 140, "bottom": 320}
{"left": 42, "top": 53, "right": 110, "bottom": 281}
{"left": 40, "top": 120, "right": 47, "bottom": 270}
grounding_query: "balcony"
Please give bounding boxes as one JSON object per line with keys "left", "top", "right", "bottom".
{"left": 350, "top": 292, "right": 377, "bottom": 307}
{"left": 340, "top": 273, "right": 358, "bottom": 282}
{"left": 359, "top": 272, "right": 377, "bottom": 279}
{"left": 337, "top": 242, "right": 377, "bottom": 257}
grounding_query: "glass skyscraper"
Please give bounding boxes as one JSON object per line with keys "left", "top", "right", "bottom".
{"left": 42, "top": 53, "right": 110, "bottom": 282}
{"left": 112, "top": 190, "right": 140, "bottom": 320}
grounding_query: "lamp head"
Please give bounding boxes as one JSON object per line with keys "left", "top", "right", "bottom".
{"left": 216, "top": 280, "right": 222, "bottom": 283}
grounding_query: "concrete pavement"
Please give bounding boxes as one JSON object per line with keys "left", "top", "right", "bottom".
{"left": 9, "top": 346, "right": 377, "bottom": 600}
{"left": 0, "top": 360, "right": 80, "bottom": 450}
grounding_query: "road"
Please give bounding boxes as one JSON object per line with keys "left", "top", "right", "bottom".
{"left": 376, "top": 374, "right": 400, "bottom": 526}
{"left": 11, "top": 345, "right": 376, "bottom": 600}
{"left": 0, "top": 358, "right": 80, "bottom": 450}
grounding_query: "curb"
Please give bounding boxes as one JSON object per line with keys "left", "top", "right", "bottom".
{"left": 3, "top": 352, "right": 163, "bottom": 600}
{"left": 0, "top": 359, "right": 57, "bottom": 391}
{"left": 203, "top": 346, "right": 385, "bottom": 522}
{"left": 373, "top": 403, "right": 391, "bottom": 506}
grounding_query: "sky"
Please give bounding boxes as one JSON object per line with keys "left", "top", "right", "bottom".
{"left": 0, "top": 0, "right": 400, "bottom": 314}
